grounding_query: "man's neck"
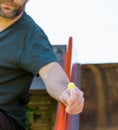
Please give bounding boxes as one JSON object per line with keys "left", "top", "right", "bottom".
{"left": 0, "top": 12, "right": 23, "bottom": 32}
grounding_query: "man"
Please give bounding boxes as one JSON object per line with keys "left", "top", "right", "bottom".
{"left": 0, "top": 0, "right": 84, "bottom": 129}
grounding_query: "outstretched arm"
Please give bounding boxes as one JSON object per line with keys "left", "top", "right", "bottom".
{"left": 39, "top": 62, "right": 84, "bottom": 114}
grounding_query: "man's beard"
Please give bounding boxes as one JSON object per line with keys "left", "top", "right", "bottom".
{"left": 0, "top": 1, "right": 26, "bottom": 19}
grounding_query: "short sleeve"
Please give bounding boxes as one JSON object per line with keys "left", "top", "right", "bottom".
{"left": 19, "top": 29, "right": 57, "bottom": 76}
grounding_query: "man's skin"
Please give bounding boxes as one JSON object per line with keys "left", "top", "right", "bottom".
{"left": 0, "top": 0, "right": 84, "bottom": 115}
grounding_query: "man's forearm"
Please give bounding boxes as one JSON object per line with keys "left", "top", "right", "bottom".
{"left": 39, "top": 62, "right": 70, "bottom": 101}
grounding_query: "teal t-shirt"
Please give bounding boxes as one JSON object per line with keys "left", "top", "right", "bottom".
{"left": 0, "top": 12, "right": 57, "bottom": 129}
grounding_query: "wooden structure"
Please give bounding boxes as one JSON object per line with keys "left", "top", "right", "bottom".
{"left": 27, "top": 44, "right": 118, "bottom": 130}
{"left": 28, "top": 90, "right": 53, "bottom": 130}
{"left": 80, "top": 63, "right": 118, "bottom": 130}
{"left": 28, "top": 63, "right": 118, "bottom": 130}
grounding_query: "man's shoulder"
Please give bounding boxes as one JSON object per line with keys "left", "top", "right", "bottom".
{"left": 21, "top": 11, "right": 42, "bottom": 32}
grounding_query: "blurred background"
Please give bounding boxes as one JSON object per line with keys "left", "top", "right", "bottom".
{"left": 26, "top": 1, "right": 118, "bottom": 130}
{"left": 26, "top": 0, "right": 118, "bottom": 64}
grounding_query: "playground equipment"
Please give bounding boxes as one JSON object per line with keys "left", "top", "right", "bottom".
{"left": 54, "top": 37, "right": 80, "bottom": 130}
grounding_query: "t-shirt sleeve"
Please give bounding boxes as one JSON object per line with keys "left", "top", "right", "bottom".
{"left": 19, "top": 29, "right": 57, "bottom": 76}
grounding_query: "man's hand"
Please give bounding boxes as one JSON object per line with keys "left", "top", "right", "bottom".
{"left": 39, "top": 62, "right": 84, "bottom": 114}
{"left": 59, "top": 85, "right": 84, "bottom": 114}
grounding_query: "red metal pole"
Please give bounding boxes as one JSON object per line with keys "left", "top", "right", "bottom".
{"left": 54, "top": 37, "right": 72, "bottom": 130}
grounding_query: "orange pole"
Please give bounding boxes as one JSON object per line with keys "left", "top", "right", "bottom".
{"left": 64, "top": 36, "right": 72, "bottom": 78}
{"left": 54, "top": 37, "right": 73, "bottom": 130}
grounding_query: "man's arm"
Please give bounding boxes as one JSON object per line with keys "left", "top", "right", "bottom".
{"left": 39, "top": 62, "right": 84, "bottom": 114}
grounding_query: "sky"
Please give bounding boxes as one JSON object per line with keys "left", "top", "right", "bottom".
{"left": 26, "top": 0, "right": 118, "bottom": 64}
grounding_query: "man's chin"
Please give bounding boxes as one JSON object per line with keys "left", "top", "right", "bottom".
{"left": 0, "top": 11, "right": 20, "bottom": 19}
